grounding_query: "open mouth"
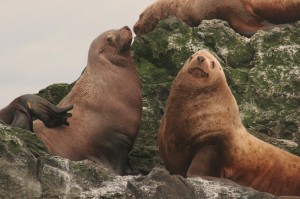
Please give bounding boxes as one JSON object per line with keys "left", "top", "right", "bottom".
{"left": 188, "top": 67, "right": 209, "bottom": 78}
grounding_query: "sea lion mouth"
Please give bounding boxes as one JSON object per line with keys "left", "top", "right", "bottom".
{"left": 188, "top": 67, "right": 209, "bottom": 78}
{"left": 119, "top": 38, "right": 132, "bottom": 53}
{"left": 118, "top": 26, "right": 133, "bottom": 53}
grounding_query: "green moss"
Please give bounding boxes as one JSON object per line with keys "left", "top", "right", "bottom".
{"left": 137, "top": 58, "right": 173, "bottom": 84}
{"left": 290, "top": 146, "right": 300, "bottom": 156}
{"left": 132, "top": 17, "right": 300, "bottom": 161}
{"left": 6, "top": 140, "right": 22, "bottom": 156}
{"left": 198, "top": 20, "right": 254, "bottom": 68}
{"left": 37, "top": 83, "right": 73, "bottom": 105}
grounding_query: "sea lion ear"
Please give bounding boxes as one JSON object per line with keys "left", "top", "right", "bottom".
{"left": 98, "top": 49, "right": 103, "bottom": 54}
{"left": 211, "top": 61, "right": 215, "bottom": 69}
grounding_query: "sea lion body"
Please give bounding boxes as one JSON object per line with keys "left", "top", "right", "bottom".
{"left": 0, "top": 94, "right": 72, "bottom": 131}
{"left": 134, "top": 0, "right": 300, "bottom": 37}
{"left": 158, "top": 50, "right": 300, "bottom": 196}
{"left": 33, "top": 27, "right": 142, "bottom": 175}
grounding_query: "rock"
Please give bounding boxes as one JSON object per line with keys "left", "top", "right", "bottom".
{"left": 0, "top": 124, "right": 278, "bottom": 198}
{"left": 125, "top": 168, "right": 276, "bottom": 199}
{"left": 0, "top": 124, "right": 114, "bottom": 198}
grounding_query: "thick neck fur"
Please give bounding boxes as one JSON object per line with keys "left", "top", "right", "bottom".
{"left": 165, "top": 74, "right": 242, "bottom": 139}
{"left": 60, "top": 53, "right": 141, "bottom": 111}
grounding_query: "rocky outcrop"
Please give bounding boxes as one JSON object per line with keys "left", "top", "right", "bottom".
{"left": 1, "top": 17, "right": 299, "bottom": 198}
{"left": 0, "top": 124, "right": 114, "bottom": 198}
{"left": 0, "top": 124, "right": 277, "bottom": 198}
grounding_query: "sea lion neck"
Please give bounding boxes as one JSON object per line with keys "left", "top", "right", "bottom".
{"left": 173, "top": 68, "right": 226, "bottom": 100}
{"left": 101, "top": 51, "right": 134, "bottom": 68}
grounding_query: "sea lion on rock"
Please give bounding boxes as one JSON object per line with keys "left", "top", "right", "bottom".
{"left": 0, "top": 94, "right": 73, "bottom": 131}
{"left": 158, "top": 50, "right": 300, "bottom": 196}
{"left": 33, "top": 26, "right": 142, "bottom": 175}
{"left": 134, "top": 0, "right": 300, "bottom": 37}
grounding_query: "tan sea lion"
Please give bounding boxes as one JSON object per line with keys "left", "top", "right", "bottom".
{"left": 134, "top": 0, "right": 300, "bottom": 37}
{"left": 33, "top": 26, "right": 142, "bottom": 175}
{"left": 158, "top": 50, "right": 300, "bottom": 196}
{"left": 0, "top": 94, "right": 72, "bottom": 131}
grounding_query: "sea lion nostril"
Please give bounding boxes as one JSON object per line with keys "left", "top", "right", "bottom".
{"left": 197, "top": 56, "right": 205, "bottom": 63}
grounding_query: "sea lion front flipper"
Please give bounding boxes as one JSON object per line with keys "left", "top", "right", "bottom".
{"left": 19, "top": 94, "right": 73, "bottom": 128}
{"left": 187, "top": 145, "right": 222, "bottom": 177}
{"left": 31, "top": 100, "right": 73, "bottom": 128}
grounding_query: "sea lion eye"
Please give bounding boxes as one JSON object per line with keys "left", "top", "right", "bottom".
{"left": 106, "top": 36, "right": 113, "bottom": 43}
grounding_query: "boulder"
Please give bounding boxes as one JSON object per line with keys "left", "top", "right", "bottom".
{"left": 0, "top": 125, "right": 277, "bottom": 198}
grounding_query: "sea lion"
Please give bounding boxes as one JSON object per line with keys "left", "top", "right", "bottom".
{"left": 133, "top": 0, "right": 300, "bottom": 37}
{"left": 158, "top": 50, "right": 300, "bottom": 196}
{"left": 0, "top": 94, "right": 73, "bottom": 131}
{"left": 33, "top": 26, "right": 142, "bottom": 175}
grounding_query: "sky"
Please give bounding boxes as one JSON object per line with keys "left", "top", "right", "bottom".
{"left": 0, "top": 0, "right": 154, "bottom": 108}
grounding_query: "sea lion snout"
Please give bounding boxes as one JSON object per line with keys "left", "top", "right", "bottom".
{"left": 133, "top": 23, "right": 142, "bottom": 36}
{"left": 119, "top": 26, "right": 133, "bottom": 53}
{"left": 120, "top": 26, "right": 132, "bottom": 37}
{"left": 197, "top": 56, "right": 205, "bottom": 63}
{"left": 187, "top": 54, "right": 209, "bottom": 78}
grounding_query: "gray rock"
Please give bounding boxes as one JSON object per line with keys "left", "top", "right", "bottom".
{"left": 126, "top": 168, "right": 277, "bottom": 199}
{"left": 0, "top": 124, "right": 279, "bottom": 198}
{"left": 0, "top": 124, "right": 114, "bottom": 198}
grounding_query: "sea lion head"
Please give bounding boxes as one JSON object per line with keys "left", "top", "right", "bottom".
{"left": 134, "top": 4, "right": 164, "bottom": 36}
{"left": 175, "top": 50, "right": 225, "bottom": 91}
{"left": 88, "top": 26, "right": 133, "bottom": 66}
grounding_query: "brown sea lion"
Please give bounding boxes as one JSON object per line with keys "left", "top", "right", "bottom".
{"left": 134, "top": 0, "right": 300, "bottom": 37}
{"left": 158, "top": 50, "right": 300, "bottom": 196}
{"left": 0, "top": 94, "right": 73, "bottom": 131}
{"left": 33, "top": 26, "right": 142, "bottom": 175}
